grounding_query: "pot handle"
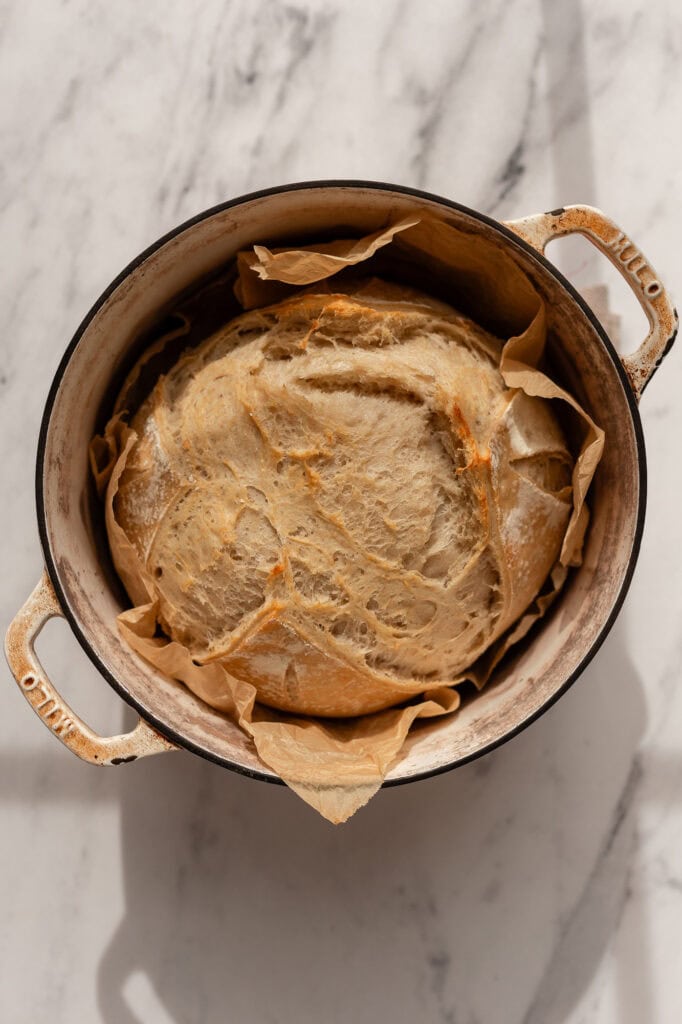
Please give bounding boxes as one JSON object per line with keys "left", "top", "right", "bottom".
{"left": 505, "top": 205, "right": 678, "bottom": 401}
{"left": 4, "top": 571, "right": 177, "bottom": 765}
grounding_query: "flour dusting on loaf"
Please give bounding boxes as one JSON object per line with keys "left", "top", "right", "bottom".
{"left": 113, "top": 281, "right": 573, "bottom": 717}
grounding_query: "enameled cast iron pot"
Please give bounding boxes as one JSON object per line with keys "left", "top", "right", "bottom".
{"left": 5, "top": 182, "right": 678, "bottom": 784}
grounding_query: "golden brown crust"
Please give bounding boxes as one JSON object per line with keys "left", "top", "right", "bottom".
{"left": 113, "top": 282, "right": 573, "bottom": 717}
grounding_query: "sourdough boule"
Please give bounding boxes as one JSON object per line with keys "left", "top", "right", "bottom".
{"left": 112, "top": 281, "right": 573, "bottom": 717}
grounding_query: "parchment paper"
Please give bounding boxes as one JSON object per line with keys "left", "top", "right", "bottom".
{"left": 92, "top": 214, "right": 604, "bottom": 824}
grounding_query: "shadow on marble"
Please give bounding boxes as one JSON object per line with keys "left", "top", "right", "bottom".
{"left": 541, "top": 0, "right": 596, "bottom": 204}
{"left": 0, "top": 748, "right": 121, "bottom": 804}
{"left": 92, "top": 620, "right": 651, "bottom": 1024}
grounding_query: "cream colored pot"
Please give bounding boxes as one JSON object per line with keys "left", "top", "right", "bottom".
{"left": 5, "top": 182, "right": 678, "bottom": 784}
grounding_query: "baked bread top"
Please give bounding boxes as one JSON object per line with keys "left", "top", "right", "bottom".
{"left": 113, "top": 280, "right": 573, "bottom": 717}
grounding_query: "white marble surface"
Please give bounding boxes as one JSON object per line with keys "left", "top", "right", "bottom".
{"left": 2, "top": 1, "right": 681, "bottom": 1021}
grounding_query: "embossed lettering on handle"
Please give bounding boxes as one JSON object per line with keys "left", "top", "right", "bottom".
{"left": 607, "top": 232, "right": 662, "bottom": 298}
{"left": 20, "top": 671, "right": 75, "bottom": 738}
{"left": 5, "top": 571, "right": 177, "bottom": 765}
{"left": 505, "top": 205, "right": 678, "bottom": 401}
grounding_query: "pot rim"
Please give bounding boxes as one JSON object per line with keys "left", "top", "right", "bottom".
{"left": 35, "top": 178, "right": 647, "bottom": 788}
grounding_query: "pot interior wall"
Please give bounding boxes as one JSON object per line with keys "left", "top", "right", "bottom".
{"left": 40, "top": 185, "right": 642, "bottom": 783}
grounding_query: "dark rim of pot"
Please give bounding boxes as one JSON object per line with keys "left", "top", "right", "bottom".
{"left": 35, "top": 179, "right": 648, "bottom": 789}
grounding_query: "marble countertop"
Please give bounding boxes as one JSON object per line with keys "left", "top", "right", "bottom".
{"left": 2, "top": 1, "right": 681, "bottom": 1021}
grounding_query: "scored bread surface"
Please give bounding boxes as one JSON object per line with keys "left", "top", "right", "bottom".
{"left": 114, "top": 280, "right": 573, "bottom": 717}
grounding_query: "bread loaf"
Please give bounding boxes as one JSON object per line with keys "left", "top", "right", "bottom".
{"left": 114, "top": 280, "right": 573, "bottom": 717}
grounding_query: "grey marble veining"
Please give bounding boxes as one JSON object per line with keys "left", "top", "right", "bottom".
{"left": 2, "top": 1, "right": 682, "bottom": 1022}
